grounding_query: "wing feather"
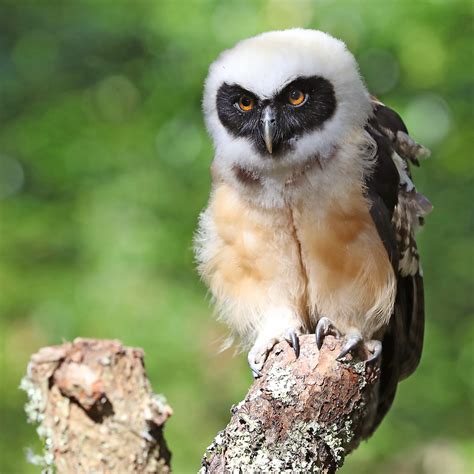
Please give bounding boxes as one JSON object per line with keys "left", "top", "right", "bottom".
{"left": 365, "top": 98, "right": 431, "bottom": 432}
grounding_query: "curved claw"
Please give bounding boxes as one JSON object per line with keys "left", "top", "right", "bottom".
{"left": 336, "top": 331, "right": 363, "bottom": 361}
{"left": 247, "top": 352, "right": 262, "bottom": 379}
{"left": 366, "top": 340, "right": 382, "bottom": 364}
{"left": 315, "top": 316, "right": 340, "bottom": 350}
{"left": 285, "top": 330, "right": 300, "bottom": 358}
{"left": 247, "top": 336, "right": 279, "bottom": 379}
{"left": 251, "top": 369, "right": 261, "bottom": 379}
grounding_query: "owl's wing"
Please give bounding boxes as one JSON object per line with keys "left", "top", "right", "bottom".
{"left": 364, "top": 98, "right": 432, "bottom": 433}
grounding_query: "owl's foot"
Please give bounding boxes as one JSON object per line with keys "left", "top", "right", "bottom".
{"left": 315, "top": 316, "right": 341, "bottom": 349}
{"left": 248, "top": 328, "right": 300, "bottom": 378}
{"left": 365, "top": 339, "right": 382, "bottom": 364}
{"left": 337, "top": 333, "right": 382, "bottom": 364}
{"left": 336, "top": 329, "right": 363, "bottom": 361}
{"left": 315, "top": 317, "right": 382, "bottom": 364}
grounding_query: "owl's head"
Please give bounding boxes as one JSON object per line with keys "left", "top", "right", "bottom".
{"left": 203, "top": 29, "right": 372, "bottom": 180}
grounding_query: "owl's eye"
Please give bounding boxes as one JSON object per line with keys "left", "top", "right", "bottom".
{"left": 288, "top": 89, "right": 306, "bottom": 106}
{"left": 238, "top": 95, "right": 254, "bottom": 112}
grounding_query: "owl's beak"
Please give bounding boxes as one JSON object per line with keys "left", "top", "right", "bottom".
{"left": 261, "top": 107, "right": 275, "bottom": 154}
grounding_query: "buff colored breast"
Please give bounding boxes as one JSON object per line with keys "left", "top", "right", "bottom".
{"left": 293, "top": 190, "right": 396, "bottom": 337}
{"left": 202, "top": 182, "right": 395, "bottom": 338}
{"left": 202, "top": 183, "right": 308, "bottom": 331}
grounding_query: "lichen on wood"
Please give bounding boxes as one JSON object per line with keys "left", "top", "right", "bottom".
{"left": 21, "top": 338, "right": 172, "bottom": 473}
{"left": 22, "top": 335, "right": 380, "bottom": 473}
{"left": 201, "top": 335, "right": 380, "bottom": 473}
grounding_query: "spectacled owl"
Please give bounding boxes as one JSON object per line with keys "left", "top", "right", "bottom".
{"left": 195, "top": 29, "right": 432, "bottom": 432}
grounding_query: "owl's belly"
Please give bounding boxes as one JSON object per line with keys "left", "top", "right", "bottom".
{"left": 199, "top": 183, "right": 395, "bottom": 339}
{"left": 199, "top": 183, "right": 309, "bottom": 332}
{"left": 293, "top": 194, "right": 396, "bottom": 337}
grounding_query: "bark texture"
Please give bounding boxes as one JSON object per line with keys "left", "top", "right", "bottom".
{"left": 22, "top": 336, "right": 379, "bottom": 473}
{"left": 21, "top": 338, "right": 172, "bottom": 473}
{"left": 201, "top": 335, "right": 380, "bottom": 473}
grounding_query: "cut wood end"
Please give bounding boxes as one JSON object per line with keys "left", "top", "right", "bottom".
{"left": 22, "top": 338, "right": 172, "bottom": 473}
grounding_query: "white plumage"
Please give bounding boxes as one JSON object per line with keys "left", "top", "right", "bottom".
{"left": 203, "top": 29, "right": 372, "bottom": 208}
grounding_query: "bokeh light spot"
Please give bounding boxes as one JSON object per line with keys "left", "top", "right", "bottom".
{"left": 399, "top": 26, "right": 446, "bottom": 87}
{"left": 212, "top": 2, "right": 259, "bottom": 45}
{"left": 93, "top": 75, "right": 140, "bottom": 122}
{"left": 262, "top": 0, "right": 315, "bottom": 30}
{"left": 315, "top": 8, "right": 365, "bottom": 50}
{"left": 403, "top": 93, "right": 451, "bottom": 148}
{"left": 359, "top": 49, "right": 399, "bottom": 95}
{"left": 155, "top": 118, "right": 203, "bottom": 166}
{"left": 0, "top": 155, "right": 24, "bottom": 199}
{"left": 12, "top": 31, "right": 59, "bottom": 80}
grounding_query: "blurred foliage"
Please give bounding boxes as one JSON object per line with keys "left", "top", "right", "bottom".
{"left": 0, "top": 1, "right": 472, "bottom": 473}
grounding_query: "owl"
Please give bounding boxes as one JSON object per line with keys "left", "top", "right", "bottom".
{"left": 195, "top": 29, "right": 431, "bottom": 431}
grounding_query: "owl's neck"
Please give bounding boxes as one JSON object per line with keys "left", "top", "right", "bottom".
{"left": 212, "top": 132, "right": 373, "bottom": 210}
{"left": 231, "top": 147, "right": 337, "bottom": 187}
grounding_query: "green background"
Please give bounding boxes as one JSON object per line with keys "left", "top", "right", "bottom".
{"left": 1, "top": 1, "right": 472, "bottom": 472}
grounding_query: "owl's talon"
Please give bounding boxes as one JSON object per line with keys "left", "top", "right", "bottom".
{"left": 248, "top": 325, "right": 302, "bottom": 377}
{"left": 247, "top": 352, "right": 263, "bottom": 379}
{"left": 366, "top": 340, "right": 382, "bottom": 364}
{"left": 247, "top": 337, "right": 278, "bottom": 378}
{"left": 315, "top": 316, "right": 340, "bottom": 350}
{"left": 251, "top": 368, "right": 261, "bottom": 379}
{"left": 336, "top": 331, "right": 363, "bottom": 361}
{"left": 285, "top": 330, "right": 300, "bottom": 358}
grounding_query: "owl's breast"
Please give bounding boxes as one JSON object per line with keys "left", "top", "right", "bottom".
{"left": 293, "top": 191, "right": 396, "bottom": 336}
{"left": 198, "top": 183, "right": 309, "bottom": 325}
{"left": 196, "top": 182, "right": 395, "bottom": 338}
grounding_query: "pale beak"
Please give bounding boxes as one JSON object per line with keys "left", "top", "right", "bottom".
{"left": 261, "top": 107, "right": 275, "bottom": 154}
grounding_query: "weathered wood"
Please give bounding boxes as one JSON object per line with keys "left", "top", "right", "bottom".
{"left": 21, "top": 338, "right": 172, "bottom": 473}
{"left": 22, "top": 336, "right": 380, "bottom": 473}
{"left": 201, "top": 335, "right": 380, "bottom": 473}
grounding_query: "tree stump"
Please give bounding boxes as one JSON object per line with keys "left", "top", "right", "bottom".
{"left": 21, "top": 338, "right": 172, "bottom": 473}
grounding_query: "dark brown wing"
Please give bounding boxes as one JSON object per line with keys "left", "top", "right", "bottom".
{"left": 365, "top": 98, "right": 432, "bottom": 433}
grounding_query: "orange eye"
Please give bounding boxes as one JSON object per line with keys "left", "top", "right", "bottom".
{"left": 238, "top": 95, "right": 254, "bottom": 111}
{"left": 288, "top": 89, "right": 306, "bottom": 106}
